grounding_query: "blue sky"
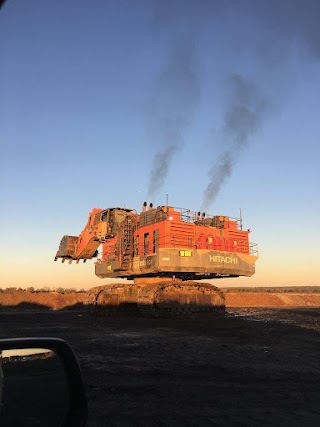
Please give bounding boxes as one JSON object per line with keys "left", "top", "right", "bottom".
{"left": 1, "top": 0, "right": 319, "bottom": 289}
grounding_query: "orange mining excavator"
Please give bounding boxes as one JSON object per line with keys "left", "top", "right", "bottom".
{"left": 55, "top": 202, "right": 258, "bottom": 315}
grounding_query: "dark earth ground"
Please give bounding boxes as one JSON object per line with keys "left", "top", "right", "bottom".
{"left": 1, "top": 308, "right": 320, "bottom": 426}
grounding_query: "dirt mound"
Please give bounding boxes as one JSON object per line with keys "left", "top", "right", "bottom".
{"left": 0, "top": 291, "right": 86, "bottom": 310}
{"left": 2, "top": 290, "right": 320, "bottom": 311}
{"left": 225, "top": 292, "right": 320, "bottom": 307}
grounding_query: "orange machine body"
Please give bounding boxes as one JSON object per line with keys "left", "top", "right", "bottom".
{"left": 55, "top": 204, "right": 258, "bottom": 280}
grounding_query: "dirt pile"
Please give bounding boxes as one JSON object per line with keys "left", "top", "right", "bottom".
{"left": 1, "top": 290, "right": 320, "bottom": 310}
{"left": 0, "top": 291, "right": 86, "bottom": 310}
{"left": 225, "top": 292, "right": 320, "bottom": 307}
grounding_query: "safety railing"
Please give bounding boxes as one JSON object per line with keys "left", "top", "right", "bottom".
{"left": 173, "top": 206, "right": 242, "bottom": 229}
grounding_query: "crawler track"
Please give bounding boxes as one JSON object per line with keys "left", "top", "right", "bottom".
{"left": 85, "top": 279, "right": 225, "bottom": 317}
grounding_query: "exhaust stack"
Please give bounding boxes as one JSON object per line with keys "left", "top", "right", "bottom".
{"left": 142, "top": 201, "right": 147, "bottom": 212}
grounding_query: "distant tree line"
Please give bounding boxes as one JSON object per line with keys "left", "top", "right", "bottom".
{"left": 0, "top": 287, "right": 87, "bottom": 293}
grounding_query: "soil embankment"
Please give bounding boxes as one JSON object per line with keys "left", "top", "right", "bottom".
{"left": 225, "top": 292, "right": 320, "bottom": 307}
{"left": 1, "top": 289, "right": 320, "bottom": 310}
{"left": 0, "top": 291, "right": 86, "bottom": 310}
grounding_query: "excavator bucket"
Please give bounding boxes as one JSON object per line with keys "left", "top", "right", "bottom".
{"left": 54, "top": 235, "right": 78, "bottom": 261}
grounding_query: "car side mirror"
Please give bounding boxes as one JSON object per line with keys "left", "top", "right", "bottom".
{"left": 0, "top": 337, "right": 87, "bottom": 426}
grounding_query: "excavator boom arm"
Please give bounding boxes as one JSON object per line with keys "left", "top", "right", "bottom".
{"left": 54, "top": 207, "right": 135, "bottom": 263}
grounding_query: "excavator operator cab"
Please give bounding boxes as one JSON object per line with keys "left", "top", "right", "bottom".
{"left": 100, "top": 208, "right": 135, "bottom": 237}
{"left": 90, "top": 208, "right": 133, "bottom": 240}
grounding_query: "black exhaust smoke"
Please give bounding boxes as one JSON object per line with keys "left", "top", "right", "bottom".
{"left": 201, "top": 74, "right": 269, "bottom": 211}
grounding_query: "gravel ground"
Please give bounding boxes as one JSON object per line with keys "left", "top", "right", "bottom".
{"left": 1, "top": 308, "right": 320, "bottom": 426}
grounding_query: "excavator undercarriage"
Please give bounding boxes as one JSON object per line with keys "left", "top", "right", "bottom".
{"left": 85, "top": 278, "right": 225, "bottom": 317}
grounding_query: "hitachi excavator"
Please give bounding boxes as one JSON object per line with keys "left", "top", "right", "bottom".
{"left": 55, "top": 202, "right": 258, "bottom": 315}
